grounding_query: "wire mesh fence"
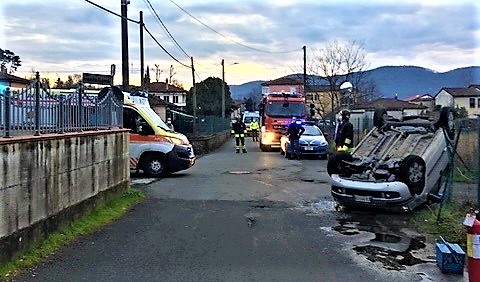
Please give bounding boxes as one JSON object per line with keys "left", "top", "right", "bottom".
{"left": 171, "top": 112, "right": 231, "bottom": 136}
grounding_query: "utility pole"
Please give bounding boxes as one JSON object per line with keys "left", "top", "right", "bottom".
{"left": 221, "top": 59, "right": 225, "bottom": 119}
{"left": 139, "top": 11, "right": 144, "bottom": 90}
{"left": 303, "top": 46, "right": 306, "bottom": 96}
{"left": 121, "top": 0, "right": 129, "bottom": 89}
{"left": 191, "top": 57, "right": 197, "bottom": 134}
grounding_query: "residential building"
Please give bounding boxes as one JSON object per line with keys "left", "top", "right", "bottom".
{"left": 405, "top": 94, "right": 435, "bottom": 113}
{"left": 305, "top": 85, "right": 340, "bottom": 119}
{"left": 145, "top": 81, "right": 188, "bottom": 109}
{"left": 435, "top": 85, "right": 480, "bottom": 117}
{"left": 0, "top": 69, "right": 30, "bottom": 91}
{"left": 261, "top": 76, "right": 304, "bottom": 96}
{"left": 351, "top": 98, "right": 428, "bottom": 132}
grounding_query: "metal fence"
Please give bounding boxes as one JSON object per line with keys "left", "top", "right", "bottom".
{"left": 0, "top": 73, "right": 122, "bottom": 138}
{"left": 170, "top": 111, "right": 231, "bottom": 136}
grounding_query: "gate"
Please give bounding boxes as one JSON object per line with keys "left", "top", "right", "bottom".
{"left": 0, "top": 72, "right": 123, "bottom": 137}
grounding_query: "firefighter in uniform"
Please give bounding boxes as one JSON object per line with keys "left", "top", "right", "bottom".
{"left": 231, "top": 117, "right": 247, "bottom": 153}
{"left": 336, "top": 110, "right": 354, "bottom": 153}
{"left": 249, "top": 119, "right": 260, "bottom": 142}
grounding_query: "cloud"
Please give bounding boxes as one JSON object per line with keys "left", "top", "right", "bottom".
{"left": 1, "top": 0, "right": 479, "bottom": 86}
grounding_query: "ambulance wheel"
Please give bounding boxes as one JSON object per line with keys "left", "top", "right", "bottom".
{"left": 143, "top": 154, "right": 167, "bottom": 177}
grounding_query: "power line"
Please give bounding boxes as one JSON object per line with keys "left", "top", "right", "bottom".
{"left": 142, "top": 0, "right": 190, "bottom": 59}
{"left": 169, "top": 0, "right": 302, "bottom": 54}
{"left": 143, "top": 26, "right": 191, "bottom": 68}
{"left": 84, "top": 0, "right": 139, "bottom": 24}
{"left": 83, "top": 0, "right": 191, "bottom": 69}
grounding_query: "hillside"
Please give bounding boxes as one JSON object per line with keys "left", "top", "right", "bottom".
{"left": 229, "top": 66, "right": 480, "bottom": 100}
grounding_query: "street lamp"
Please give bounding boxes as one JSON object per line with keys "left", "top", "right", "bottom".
{"left": 221, "top": 60, "right": 238, "bottom": 119}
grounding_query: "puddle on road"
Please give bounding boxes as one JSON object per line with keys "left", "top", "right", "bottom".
{"left": 295, "top": 201, "right": 431, "bottom": 273}
{"left": 333, "top": 218, "right": 428, "bottom": 271}
{"left": 295, "top": 200, "right": 338, "bottom": 214}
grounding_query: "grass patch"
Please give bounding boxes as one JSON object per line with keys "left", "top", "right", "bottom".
{"left": 0, "top": 188, "right": 145, "bottom": 280}
{"left": 452, "top": 167, "right": 479, "bottom": 183}
{"left": 412, "top": 201, "right": 478, "bottom": 250}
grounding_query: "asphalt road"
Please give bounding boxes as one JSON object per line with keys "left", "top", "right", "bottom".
{"left": 13, "top": 138, "right": 464, "bottom": 282}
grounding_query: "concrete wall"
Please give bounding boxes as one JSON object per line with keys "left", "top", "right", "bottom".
{"left": 0, "top": 130, "right": 130, "bottom": 263}
{"left": 189, "top": 131, "right": 230, "bottom": 156}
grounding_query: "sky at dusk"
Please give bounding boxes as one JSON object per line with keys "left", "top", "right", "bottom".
{"left": 1, "top": 0, "right": 479, "bottom": 89}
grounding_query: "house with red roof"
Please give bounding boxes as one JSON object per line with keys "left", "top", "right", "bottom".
{"left": 0, "top": 69, "right": 30, "bottom": 91}
{"left": 404, "top": 94, "right": 435, "bottom": 113}
{"left": 261, "top": 76, "right": 304, "bottom": 96}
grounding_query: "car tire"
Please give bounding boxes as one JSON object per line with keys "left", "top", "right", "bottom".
{"left": 142, "top": 154, "right": 167, "bottom": 177}
{"left": 260, "top": 143, "right": 268, "bottom": 152}
{"left": 398, "top": 155, "right": 426, "bottom": 195}
{"left": 373, "top": 108, "right": 387, "bottom": 128}
{"left": 327, "top": 152, "right": 353, "bottom": 176}
{"left": 437, "top": 107, "right": 455, "bottom": 140}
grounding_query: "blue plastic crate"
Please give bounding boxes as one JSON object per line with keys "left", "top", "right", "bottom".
{"left": 435, "top": 237, "right": 465, "bottom": 274}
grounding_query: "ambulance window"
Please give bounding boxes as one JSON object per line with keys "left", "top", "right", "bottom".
{"left": 123, "top": 108, "right": 154, "bottom": 135}
{"left": 123, "top": 108, "right": 136, "bottom": 130}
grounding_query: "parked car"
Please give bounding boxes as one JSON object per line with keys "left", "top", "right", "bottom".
{"left": 327, "top": 107, "right": 456, "bottom": 212}
{"left": 280, "top": 123, "right": 330, "bottom": 159}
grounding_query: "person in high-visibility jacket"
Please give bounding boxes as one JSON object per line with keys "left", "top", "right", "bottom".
{"left": 231, "top": 117, "right": 247, "bottom": 153}
{"left": 249, "top": 119, "right": 260, "bottom": 142}
{"left": 336, "top": 110, "right": 354, "bottom": 153}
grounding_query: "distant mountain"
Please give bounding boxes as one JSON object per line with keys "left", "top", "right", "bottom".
{"left": 229, "top": 80, "right": 264, "bottom": 100}
{"left": 229, "top": 66, "right": 480, "bottom": 100}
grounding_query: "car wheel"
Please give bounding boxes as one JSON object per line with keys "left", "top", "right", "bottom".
{"left": 398, "top": 155, "right": 425, "bottom": 195}
{"left": 373, "top": 108, "right": 387, "bottom": 128}
{"left": 260, "top": 143, "right": 268, "bottom": 152}
{"left": 142, "top": 154, "right": 167, "bottom": 177}
{"left": 437, "top": 107, "right": 455, "bottom": 140}
{"left": 327, "top": 152, "right": 353, "bottom": 176}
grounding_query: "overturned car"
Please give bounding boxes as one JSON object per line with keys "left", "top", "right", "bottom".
{"left": 327, "top": 107, "right": 456, "bottom": 212}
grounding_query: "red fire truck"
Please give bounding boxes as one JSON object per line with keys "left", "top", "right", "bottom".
{"left": 258, "top": 93, "right": 306, "bottom": 151}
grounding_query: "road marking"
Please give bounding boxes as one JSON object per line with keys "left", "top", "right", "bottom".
{"left": 131, "top": 178, "right": 157, "bottom": 185}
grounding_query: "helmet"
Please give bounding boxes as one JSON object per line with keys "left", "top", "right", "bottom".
{"left": 341, "top": 110, "right": 351, "bottom": 119}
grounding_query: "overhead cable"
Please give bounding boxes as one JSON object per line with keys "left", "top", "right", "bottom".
{"left": 169, "top": 0, "right": 302, "bottom": 54}
{"left": 84, "top": 0, "right": 139, "bottom": 24}
{"left": 143, "top": 26, "right": 191, "bottom": 68}
{"left": 84, "top": 0, "right": 190, "bottom": 69}
{"left": 143, "top": 0, "right": 190, "bottom": 58}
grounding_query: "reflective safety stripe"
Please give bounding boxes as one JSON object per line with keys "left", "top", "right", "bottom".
{"left": 337, "top": 146, "right": 352, "bottom": 153}
{"left": 345, "top": 138, "right": 352, "bottom": 145}
{"left": 130, "top": 157, "right": 139, "bottom": 168}
{"left": 235, "top": 134, "right": 240, "bottom": 137}
{"left": 240, "top": 134, "right": 245, "bottom": 137}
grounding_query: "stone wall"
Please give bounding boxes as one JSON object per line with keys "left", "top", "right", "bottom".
{"left": 189, "top": 131, "right": 230, "bottom": 156}
{"left": 0, "top": 130, "right": 130, "bottom": 263}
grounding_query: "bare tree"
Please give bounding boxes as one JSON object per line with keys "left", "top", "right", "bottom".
{"left": 310, "top": 40, "right": 369, "bottom": 118}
